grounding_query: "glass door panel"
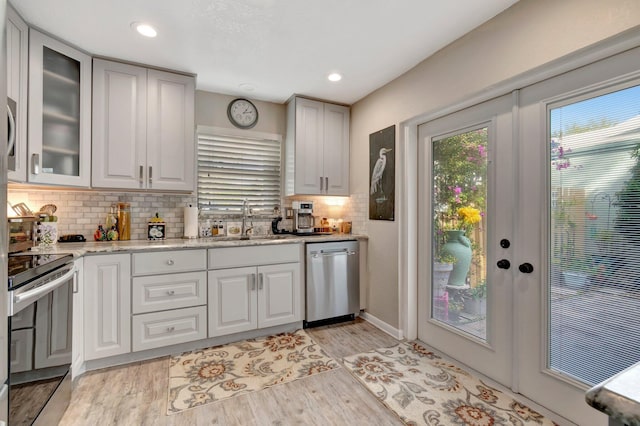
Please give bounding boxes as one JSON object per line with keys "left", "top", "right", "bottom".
{"left": 432, "top": 127, "right": 487, "bottom": 340}
{"left": 548, "top": 84, "right": 640, "bottom": 386}
{"left": 41, "top": 46, "right": 81, "bottom": 177}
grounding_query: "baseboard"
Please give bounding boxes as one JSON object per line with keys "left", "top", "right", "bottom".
{"left": 360, "top": 311, "right": 404, "bottom": 340}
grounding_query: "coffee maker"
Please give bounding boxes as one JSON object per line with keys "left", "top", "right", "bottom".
{"left": 292, "top": 201, "right": 314, "bottom": 234}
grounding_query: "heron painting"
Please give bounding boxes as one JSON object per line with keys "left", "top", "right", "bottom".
{"left": 369, "top": 125, "right": 395, "bottom": 220}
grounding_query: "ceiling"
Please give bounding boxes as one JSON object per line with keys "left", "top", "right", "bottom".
{"left": 11, "top": 0, "right": 519, "bottom": 105}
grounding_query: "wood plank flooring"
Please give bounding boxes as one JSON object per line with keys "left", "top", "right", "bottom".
{"left": 59, "top": 318, "right": 404, "bottom": 425}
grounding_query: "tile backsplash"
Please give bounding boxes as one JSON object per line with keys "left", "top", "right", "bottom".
{"left": 8, "top": 188, "right": 369, "bottom": 241}
{"left": 8, "top": 189, "right": 197, "bottom": 241}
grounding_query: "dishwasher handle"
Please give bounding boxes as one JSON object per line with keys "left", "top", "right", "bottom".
{"left": 310, "top": 249, "right": 357, "bottom": 258}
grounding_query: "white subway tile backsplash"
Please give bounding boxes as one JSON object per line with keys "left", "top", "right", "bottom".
{"left": 8, "top": 188, "right": 371, "bottom": 241}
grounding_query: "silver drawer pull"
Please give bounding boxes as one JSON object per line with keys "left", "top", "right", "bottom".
{"left": 166, "top": 290, "right": 175, "bottom": 296}
{"left": 166, "top": 326, "right": 175, "bottom": 333}
{"left": 166, "top": 259, "right": 174, "bottom": 265}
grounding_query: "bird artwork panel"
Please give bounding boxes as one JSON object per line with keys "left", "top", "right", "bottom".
{"left": 369, "top": 125, "right": 395, "bottom": 220}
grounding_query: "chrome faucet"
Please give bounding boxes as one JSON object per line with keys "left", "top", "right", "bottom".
{"left": 241, "top": 199, "right": 253, "bottom": 238}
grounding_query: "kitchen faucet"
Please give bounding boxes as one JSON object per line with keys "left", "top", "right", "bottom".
{"left": 241, "top": 199, "right": 253, "bottom": 238}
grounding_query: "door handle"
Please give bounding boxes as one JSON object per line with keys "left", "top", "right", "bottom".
{"left": 258, "top": 273, "right": 264, "bottom": 290}
{"left": 31, "top": 153, "right": 40, "bottom": 175}
{"left": 325, "top": 177, "right": 328, "bottom": 193}
{"left": 250, "top": 273, "right": 256, "bottom": 291}
{"left": 497, "top": 259, "right": 511, "bottom": 269}
{"left": 320, "top": 176, "right": 324, "bottom": 191}
{"left": 519, "top": 263, "right": 534, "bottom": 274}
{"left": 139, "top": 165, "right": 144, "bottom": 187}
{"left": 149, "top": 166, "right": 153, "bottom": 187}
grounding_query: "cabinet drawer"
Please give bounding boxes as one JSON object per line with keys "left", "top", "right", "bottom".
{"left": 209, "top": 244, "right": 301, "bottom": 269}
{"left": 132, "top": 249, "right": 206, "bottom": 276}
{"left": 132, "top": 306, "right": 206, "bottom": 352}
{"left": 132, "top": 271, "right": 207, "bottom": 314}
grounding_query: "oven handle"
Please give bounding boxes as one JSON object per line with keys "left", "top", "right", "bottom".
{"left": 12, "top": 265, "right": 76, "bottom": 311}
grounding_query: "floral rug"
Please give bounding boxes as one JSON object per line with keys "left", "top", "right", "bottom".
{"left": 343, "top": 341, "right": 558, "bottom": 425}
{"left": 167, "top": 329, "right": 339, "bottom": 414}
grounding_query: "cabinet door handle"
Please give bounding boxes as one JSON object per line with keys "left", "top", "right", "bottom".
{"left": 166, "top": 259, "right": 174, "bottom": 265}
{"left": 149, "top": 166, "right": 153, "bottom": 187}
{"left": 325, "top": 177, "right": 328, "bottom": 193}
{"left": 31, "top": 153, "right": 40, "bottom": 175}
{"left": 166, "top": 290, "right": 175, "bottom": 296}
{"left": 250, "top": 273, "right": 256, "bottom": 291}
{"left": 166, "top": 326, "right": 175, "bottom": 333}
{"left": 139, "top": 165, "right": 144, "bottom": 187}
{"left": 72, "top": 270, "right": 79, "bottom": 294}
{"left": 258, "top": 273, "right": 264, "bottom": 290}
{"left": 320, "top": 176, "right": 323, "bottom": 191}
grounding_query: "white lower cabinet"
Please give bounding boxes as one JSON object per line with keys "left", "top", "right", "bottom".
{"left": 84, "top": 254, "right": 131, "bottom": 361}
{"left": 208, "top": 244, "right": 303, "bottom": 338}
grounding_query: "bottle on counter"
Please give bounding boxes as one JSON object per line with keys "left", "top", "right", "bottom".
{"left": 212, "top": 220, "right": 219, "bottom": 236}
{"left": 117, "top": 202, "right": 131, "bottom": 240}
{"left": 218, "top": 221, "right": 225, "bottom": 236}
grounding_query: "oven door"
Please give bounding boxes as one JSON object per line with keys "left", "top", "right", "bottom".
{"left": 9, "top": 264, "right": 75, "bottom": 425}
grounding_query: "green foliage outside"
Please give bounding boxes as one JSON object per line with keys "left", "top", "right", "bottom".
{"left": 615, "top": 143, "right": 640, "bottom": 242}
{"left": 432, "top": 128, "right": 488, "bottom": 255}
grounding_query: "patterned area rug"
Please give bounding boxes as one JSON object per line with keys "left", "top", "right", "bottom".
{"left": 343, "top": 341, "right": 558, "bottom": 425}
{"left": 167, "top": 329, "right": 339, "bottom": 414}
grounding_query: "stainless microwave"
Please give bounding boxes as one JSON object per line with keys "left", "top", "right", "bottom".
{"left": 7, "top": 97, "right": 16, "bottom": 172}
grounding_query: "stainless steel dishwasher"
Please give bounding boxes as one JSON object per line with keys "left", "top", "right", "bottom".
{"left": 305, "top": 240, "right": 359, "bottom": 325}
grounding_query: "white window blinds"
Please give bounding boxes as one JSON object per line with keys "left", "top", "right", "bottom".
{"left": 548, "top": 83, "right": 640, "bottom": 386}
{"left": 197, "top": 134, "right": 282, "bottom": 213}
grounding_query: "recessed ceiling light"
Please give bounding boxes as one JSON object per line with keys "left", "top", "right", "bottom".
{"left": 328, "top": 73, "right": 342, "bottom": 82}
{"left": 131, "top": 22, "right": 157, "bottom": 38}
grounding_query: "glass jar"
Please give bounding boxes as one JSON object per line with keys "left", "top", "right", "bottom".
{"left": 117, "top": 202, "right": 131, "bottom": 240}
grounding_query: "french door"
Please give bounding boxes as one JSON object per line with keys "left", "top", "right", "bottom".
{"left": 417, "top": 45, "right": 640, "bottom": 426}
{"left": 417, "top": 93, "right": 515, "bottom": 386}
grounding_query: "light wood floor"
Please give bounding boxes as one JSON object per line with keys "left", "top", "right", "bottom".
{"left": 59, "top": 318, "right": 404, "bottom": 425}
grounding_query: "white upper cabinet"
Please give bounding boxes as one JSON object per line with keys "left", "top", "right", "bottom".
{"left": 285, "top": 97, "right": 350, "bottom": 196}
{"left": 7, "top": 5, "right": 28, "bottom": 183}
{"left": 92, "top": 59, "right": 195, "bottom": 191}
{"left": 28, "top": 30, "right": 92, "bottom": 187}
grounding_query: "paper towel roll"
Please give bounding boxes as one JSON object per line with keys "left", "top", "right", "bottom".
{"left": 183, "top": 206, "right": 198, "bottom": 238}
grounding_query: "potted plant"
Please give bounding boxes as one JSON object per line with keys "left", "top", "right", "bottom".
{"left": 433, "top": 252, "right": 456, "bottom": 297}
{"left": 463, "top": 280, "right": 486, "bottom": 316}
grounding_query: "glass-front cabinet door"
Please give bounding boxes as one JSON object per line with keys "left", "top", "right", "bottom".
{"left": 28, "top": 30, "right": 91, "bottom": 186}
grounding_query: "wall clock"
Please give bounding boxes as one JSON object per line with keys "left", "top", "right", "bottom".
{"left": 227, "top": 98, "right": 259, "bottom": 129}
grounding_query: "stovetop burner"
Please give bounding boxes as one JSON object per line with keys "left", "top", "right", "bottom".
{"left": 8, "top": 253, "right": 74, "bottom": 290}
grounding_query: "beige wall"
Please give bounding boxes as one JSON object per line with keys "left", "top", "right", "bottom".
{"left": 352, "top": 0, "right": 640, "bottom": 329}
{"left": 195, "top": 90, "right": 286, "bottom": 135}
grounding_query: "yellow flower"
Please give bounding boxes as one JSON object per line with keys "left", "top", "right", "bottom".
{"left": 457, "top": 206, "right": 482, "bottom": 226}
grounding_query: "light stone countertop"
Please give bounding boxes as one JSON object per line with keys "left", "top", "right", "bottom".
{"left": 585, "top": 361, "right": 640, "bottom": 425}
{"left": 28, "top": 234, "right": 367, "bottom": 257}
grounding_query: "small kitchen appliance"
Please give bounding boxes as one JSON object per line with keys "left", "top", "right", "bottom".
{"left": 292, "top": 201, "right": 314, "bottom": 234}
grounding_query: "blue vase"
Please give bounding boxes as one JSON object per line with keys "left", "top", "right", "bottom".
{"left": 442, "top": 230, "right": 472, "bottom": 287}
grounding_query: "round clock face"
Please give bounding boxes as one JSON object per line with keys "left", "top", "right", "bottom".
{"left": 227, "top": 98, "right": 258, "bottom": 129}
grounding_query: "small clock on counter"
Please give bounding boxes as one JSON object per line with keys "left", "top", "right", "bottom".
{"left": 227, "top": 98, "right": 259, "bottom": 129}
